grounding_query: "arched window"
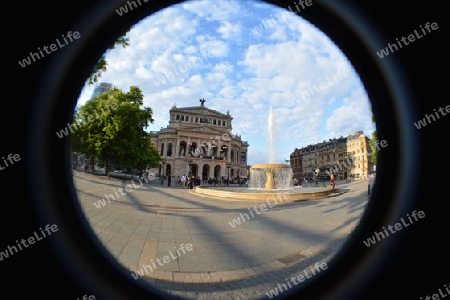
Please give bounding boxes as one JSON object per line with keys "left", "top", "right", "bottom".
{"left": 179, "top": 141, "right": 187, "bottom": 156}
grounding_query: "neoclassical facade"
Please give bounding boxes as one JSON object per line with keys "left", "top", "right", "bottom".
{"left": 150, "top": 100, "right": 249, "bottom": 180}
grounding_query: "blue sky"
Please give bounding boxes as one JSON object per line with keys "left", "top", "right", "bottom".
{"left": 76, "top": 0, "right": 376, "bottom": 165}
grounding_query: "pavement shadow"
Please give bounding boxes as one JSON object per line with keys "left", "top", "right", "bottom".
{"left": 80, "top": 173, "right": 367, "bottom": 298}
{"left": 142, "top": 235, "right": 349, "bottom": 297}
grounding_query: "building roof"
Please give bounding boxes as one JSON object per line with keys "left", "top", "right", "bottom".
{"left": 170, "top": 105, "right": 232, "bottom": 119}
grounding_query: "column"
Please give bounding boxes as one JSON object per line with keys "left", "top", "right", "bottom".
{"left": 164, "top": 138, "right": 168, "bottom": 157}
{"left": 176, "top": 136, "right": 180, "bottom": 157}
{"left": 238, "top": 147, "right": 241, "bottom": 164}
{"left": 187, "top": 137, "right": 191, "bottom": 157}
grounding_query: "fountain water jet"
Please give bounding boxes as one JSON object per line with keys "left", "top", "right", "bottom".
{"left": 248, "top": 106, "right": 293, "bottom": 190}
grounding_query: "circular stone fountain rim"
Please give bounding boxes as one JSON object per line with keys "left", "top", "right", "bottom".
{"left": 251, "top": 163, "right": 291, "bottom": 169}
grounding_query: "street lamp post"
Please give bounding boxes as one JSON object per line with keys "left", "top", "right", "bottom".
{"left": 106, "top": 150, "right": 114, "bottom": 180}
{"left": 162, "top": 159, "right": 167, "bottom": 176}
{"left": 221, "top": 145, "right": 228, "bottom": 161}
{"left": 187, "top": 159, "right": 193, "bottom": 177}
{"left": 160, "top": 159, "right": 166, "bottom": 184}
{"left": 226, "top": 162, "right": 231, "bottom": 186}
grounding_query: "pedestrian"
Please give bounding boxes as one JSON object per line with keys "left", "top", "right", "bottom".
{"left": 181, "top": 174, "right": 187, "bottom": 188}
{"left": 330, "top": 174, "right": 336, "bottom": 190}
{"left": 167, "top": 175, "right": 171, "bottom": 187}
{"left": 186, "top": 176, "right": 190, "bottom": 189}
{"left": 189, "top": 176, "right": 195, "bottom": 189}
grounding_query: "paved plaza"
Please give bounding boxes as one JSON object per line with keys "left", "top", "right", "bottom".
{"left": 74, "top": 170, "right": 370, "bottom": 299}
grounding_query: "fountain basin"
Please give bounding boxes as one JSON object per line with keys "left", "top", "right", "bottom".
{"left": 192, "top": 185, "right": 339, "bottom": 202}
{"left": 249, "top": 163, "right": 293, "bottom": 190}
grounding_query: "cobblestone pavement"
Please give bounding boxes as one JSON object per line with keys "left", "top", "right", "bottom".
{"left": 74, "top": 170, "right": 370, "bottom": 299}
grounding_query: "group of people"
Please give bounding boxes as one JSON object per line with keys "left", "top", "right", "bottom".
{"left": 168, "top": 174, "right": 246, "bottom": 188}
{"left": 179, "top": 174, "right": 199, "bottom": 189}
{"left": 159, "top": 174, "right": 222, "bottom": 189}
{"left": 293, "top": 176, "right": 336, "bottom": 189}
{"left": 293, "top": 178, "right": 309, "bottom": 186}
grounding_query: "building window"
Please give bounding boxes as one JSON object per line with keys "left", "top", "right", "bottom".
{"left": 195, "top": 117, "right": 198, "bottom": 123}
{"left": 181, "top": 115, "right": 184, "bottom": 121}
{"left": 176, "top": 115, "right": 180, "bottom": 120}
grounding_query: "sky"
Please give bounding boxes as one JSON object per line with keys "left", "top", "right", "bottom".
{"left": 76, "top": 0, "right": 376, "bottom": 166}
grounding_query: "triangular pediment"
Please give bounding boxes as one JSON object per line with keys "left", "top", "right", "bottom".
{"left": 171, "top": 106, "right": 229, "bottom": 118}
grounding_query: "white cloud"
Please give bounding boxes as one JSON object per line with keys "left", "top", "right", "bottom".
{"left": 75, "top": 0, "right": 374, "bottom": 165}
{"left": 182, "top": 0, "right": 251, "bottom": 22}
{"left": 217, "top": 20, "right": 242, "bottom": 38}
{"left": 326, "top": 88, "right": 375, "bottom": 137}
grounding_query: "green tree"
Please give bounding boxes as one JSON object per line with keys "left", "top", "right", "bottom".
{"left": 70, "top": 86, "right": 161, "bottom": 179}
{"left": 369, "top": 108, "right": 378, "bottom": 164}
{"left": 88, "top": 32, "right": 130, "bottom": 86}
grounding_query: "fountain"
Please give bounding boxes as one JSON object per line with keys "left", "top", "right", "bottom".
{"left": 192, "top": 106, "right": 338, "bottom": 202}
{"left": 248, "top": 106, "right": 293, "bottom": 190}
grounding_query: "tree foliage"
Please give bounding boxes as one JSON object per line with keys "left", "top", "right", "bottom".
{"left": 369, "top": 107, "right": 378, "bottom": 164}
{"left": 70, "top": 86, "right": 161, "bottom": 177}
{"left": 369, "top": 130, "right": 378, "bottom": 162}
{"left": 88, "top": 31, "right": 130, "bottom": 86}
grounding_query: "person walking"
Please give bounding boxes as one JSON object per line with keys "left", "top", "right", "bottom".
{"left": 180, "top": 174, "right": 186, "bottom": 188}
{"left": 368, "top": 173, "right": 374, "bottom": 195}
{"left": 181, "top": 174, "right": 187, "bottom": 188}
{"left": 330, "top": 174, "right": 336, "bottom": 190}
{"left": 167, "top": 175, "right": 171, "bottom": 187}
{"left": 189, "top": 176, "right": 195, "bottom": 189}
